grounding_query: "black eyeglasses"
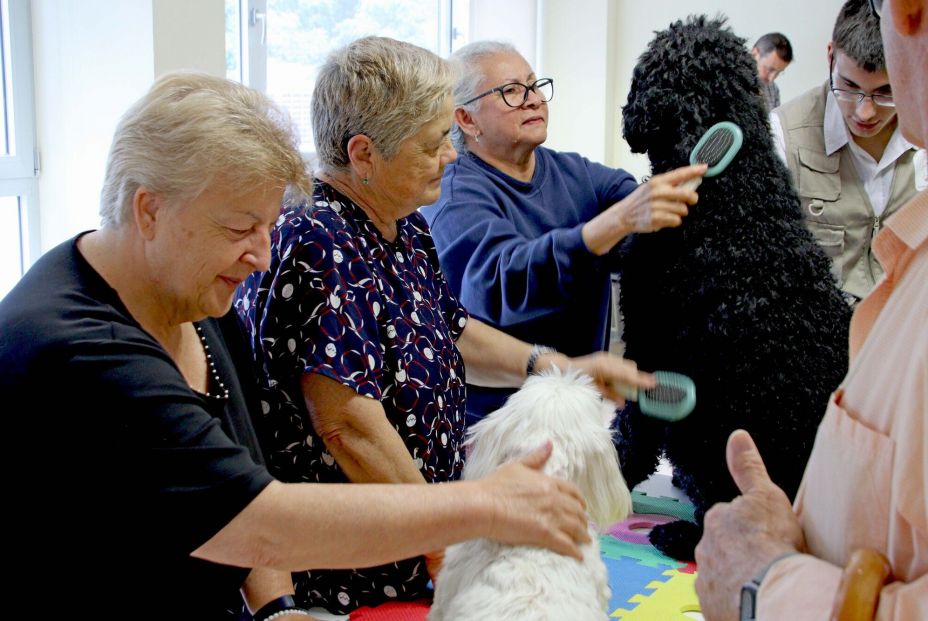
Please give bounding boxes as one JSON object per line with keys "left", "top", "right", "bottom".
{"left": 829, "top": 58, "right": 894, "bottom": 108}
{"left": 458, "top": 78, "right": 554, "bottom": 108}
{"left": 868, "top": 0, "right": 882, "bottom": 17}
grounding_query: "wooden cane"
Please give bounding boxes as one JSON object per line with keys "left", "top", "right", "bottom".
{"left": 830, "top": 548, "right": 892, "bottom": 621}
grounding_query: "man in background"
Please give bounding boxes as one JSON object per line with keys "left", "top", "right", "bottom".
{"left": 752, "top": 32, "right": 793, "bottom": 111}
{"left": 771, "top": 0, "right": 918, "bottom": 305}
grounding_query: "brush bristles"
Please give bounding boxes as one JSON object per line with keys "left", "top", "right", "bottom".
{"left": 694, "top": 129, "right": 736, "bottom": 166}
{"left": 643, "top": 380, "right": 688, "bottom": 404}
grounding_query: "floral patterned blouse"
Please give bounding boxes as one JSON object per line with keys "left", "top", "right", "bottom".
{"left": 235, "top": 180, "right": 468, "bottom": 613}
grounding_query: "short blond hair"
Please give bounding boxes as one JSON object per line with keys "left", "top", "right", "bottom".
{"left": 100, "top": 71, "right": 309, "bottom": 227}
{"left": 312, "top": 36, "right": 453, "bottom": 171}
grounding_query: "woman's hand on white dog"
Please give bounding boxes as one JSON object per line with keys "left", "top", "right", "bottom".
{"left": 425, "top": 549, "right": 445, "bottom": 585}
{"left": 478, "top": 441, "right": 591, "bottom": 560}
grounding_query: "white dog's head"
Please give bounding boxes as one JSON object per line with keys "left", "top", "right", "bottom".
{"left": 463, "top": 367, "right": 633, "bottom": 530}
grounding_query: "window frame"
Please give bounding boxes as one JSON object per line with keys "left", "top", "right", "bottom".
{"left": 0, "top": 0, "right": 39, "bottom": 290}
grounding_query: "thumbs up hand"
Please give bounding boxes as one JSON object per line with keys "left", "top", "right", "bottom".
{"left": 694, "top": 430, "right": 806, "bottom": 621}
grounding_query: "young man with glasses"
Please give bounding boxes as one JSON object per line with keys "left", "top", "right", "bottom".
{"left": 771, "top": 0, "right": 920, "bottom": 306}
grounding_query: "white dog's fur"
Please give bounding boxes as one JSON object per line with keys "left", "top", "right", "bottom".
{"left": 429, "top": 368, "right": 632, "bottom": 621}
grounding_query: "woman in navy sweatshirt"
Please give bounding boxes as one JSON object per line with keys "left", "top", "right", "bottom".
{"left": 422, "top": 41, "right": 705, "bottom": 424}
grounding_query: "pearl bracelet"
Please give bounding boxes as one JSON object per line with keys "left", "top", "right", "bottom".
{"left": 252, "top": 594, "right": 314, "bottom": 621}
{"left": 262, "top": 610, "right": 314, "bottom": 620}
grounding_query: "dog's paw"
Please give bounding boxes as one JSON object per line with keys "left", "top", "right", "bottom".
{"left": 648, "top": 519, "right": 702, "bottom": 561}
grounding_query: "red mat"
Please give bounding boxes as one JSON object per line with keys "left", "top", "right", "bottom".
{"left": 349, "top": 599, "right": 430, "bottom": 620}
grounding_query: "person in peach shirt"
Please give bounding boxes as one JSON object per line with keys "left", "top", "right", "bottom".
{"left": 694, "top": 0, "right": 927, "bottom": 619}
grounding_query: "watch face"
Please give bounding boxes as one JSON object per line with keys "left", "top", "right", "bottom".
{"left": 740, "top": 583, "right": 758, "bottom": 621}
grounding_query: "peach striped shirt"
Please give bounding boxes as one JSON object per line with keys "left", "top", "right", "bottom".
{"left": 759, "top": 190, "right": 928, "bottom": 620}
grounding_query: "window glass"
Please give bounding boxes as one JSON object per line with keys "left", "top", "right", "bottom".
{"left": 267, "top": 0, "right": 441, "bottom": 150}
{"left": 226, "top": 0, "right": 465, "bottom": 152}
{"left": 225, "top": 0, "right": 243, "bottom": 82}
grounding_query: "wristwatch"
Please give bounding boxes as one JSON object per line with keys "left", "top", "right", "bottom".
{"left": 526, "top": 344, "right": 557, "bottom": 376}
{"left": 740, "top": 551, "right": 800, "bottom": 620}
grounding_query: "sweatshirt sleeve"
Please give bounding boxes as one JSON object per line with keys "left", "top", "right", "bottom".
{"left": 585, "top": 157, "right": 640, "bottom": 271}
{"left": 427, "top": 156, "right": 636, "bottom": 328}
{"left": 586, "top": 155, "right": 640, "bottom": 206}
{"left": 454, "top": 198, "right": 596, "bottom": 327}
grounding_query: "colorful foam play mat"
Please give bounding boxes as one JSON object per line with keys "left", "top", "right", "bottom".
{"left": 309, "top": 483, "right": 703, "bottom": 620}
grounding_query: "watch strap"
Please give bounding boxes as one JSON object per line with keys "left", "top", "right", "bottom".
{"left": 526, "top": 344, "right": 557, "bottom": 376}
{"left": 740, "top": 550, "right": 801, "bottom": 620}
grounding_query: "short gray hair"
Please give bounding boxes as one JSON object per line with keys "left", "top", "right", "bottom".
{"left": 449, "top": 41, "right": 520, "bottom": 151}
{"left": 100, "top": 71, "right": 309, "bottom": 227}
{"left": 312, "top": 36, "right": 453, "bottom": 171}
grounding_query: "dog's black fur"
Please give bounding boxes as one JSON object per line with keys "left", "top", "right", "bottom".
{"left": 617, "top": 16, "right": 852, "bottom": 560}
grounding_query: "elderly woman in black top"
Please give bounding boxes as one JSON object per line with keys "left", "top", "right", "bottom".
{"left": 0, "top": 71, "right": 598, "bottom": 619}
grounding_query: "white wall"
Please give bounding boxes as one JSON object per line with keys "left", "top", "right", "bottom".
{"left": 526, "top": 0, "right": 845, "bottom": 180}
{"left": 32, "top": 0, "right": 155, "bottom": 249}
{"left": 153, "top": 0, "right": 225, "bottom": 77}
{"left": 468, "top": 0, "right": 537, "bottom": 68}
{"left": 536, "top": 0, "right": 618, "bottom": 164}
{"left": 31, "top": 0, "right": 225, "bottom": 254}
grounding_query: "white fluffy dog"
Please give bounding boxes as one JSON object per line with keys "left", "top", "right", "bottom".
{"left": 429, "top": 368, "right": 632, "bottom": 621}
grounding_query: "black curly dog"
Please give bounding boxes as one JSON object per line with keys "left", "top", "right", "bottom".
{"left": 616, "top": 16, "right": 852, "bottom": 561}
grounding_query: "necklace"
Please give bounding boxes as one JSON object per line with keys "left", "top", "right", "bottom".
{"left": 194, "top": 322, "right": 230, "bottom": 401}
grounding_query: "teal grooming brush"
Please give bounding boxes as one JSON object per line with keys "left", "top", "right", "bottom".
{"left": 681, "top": 121, "right": 743, "bottom": 190}
{"left": 622, "top": 371, "right": 696, "bottom": 421}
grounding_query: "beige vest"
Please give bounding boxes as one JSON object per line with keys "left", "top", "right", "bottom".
{"left": 775, "top": 83, "right": 918, "bottom": 301}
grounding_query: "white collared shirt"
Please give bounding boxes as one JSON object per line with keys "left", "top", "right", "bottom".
{"left": 770, "top": 90, "right": 917, "bottom": 216}
{"left": 915, "top": 147, "right": 928, "bottom": 191}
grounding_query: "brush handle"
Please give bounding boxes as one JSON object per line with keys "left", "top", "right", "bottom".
{"left": 616, "top": 383, "right": 639, "bottom": 402}
{"left": 618, "top": 371, "right": 697, "bottom": 422}
{"left": 680, "top": 176, "right": 703, "bottom": 191}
